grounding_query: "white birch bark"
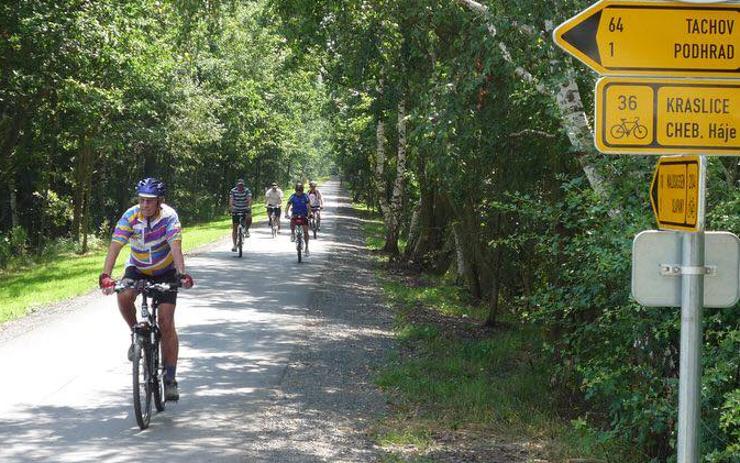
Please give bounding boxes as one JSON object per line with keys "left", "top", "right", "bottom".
{"left": 455, "top": 0, "right": 610, "bottom": 200}
{"left": 388, "top": 99, "right": 407, "bottom": 228}
{"left": 374, "top": 117, "right": 390, "bottom": 218}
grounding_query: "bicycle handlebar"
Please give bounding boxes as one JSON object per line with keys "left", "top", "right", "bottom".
{"left": 114, "top": 279, "right": 183, "bottom": 293}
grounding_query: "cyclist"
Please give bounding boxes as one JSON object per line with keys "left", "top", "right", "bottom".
{"left": 229, "top": 179, "right": 252, "bottom": 252}
{"left": 285, "top": 182, "right": 312, "bottom": 256}
{"left": 307, "top": 181, "right": 324, "bottom": 231}
{"left": 265, "top": 182, "right": 284, "bottom": 232}
{"left": 99, "top": 177, "right": 194, "bottom": 402}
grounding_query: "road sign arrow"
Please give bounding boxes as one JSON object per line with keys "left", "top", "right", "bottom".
{"left": 650, "top": 155, "right": 703, "bottom": 232}
{"left": 554, "top": 0, "right": 740, "bottom": 78}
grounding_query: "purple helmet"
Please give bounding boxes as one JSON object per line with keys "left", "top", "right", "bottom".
{"left": 136, "top": 177, "right": 166, "bottom": 198}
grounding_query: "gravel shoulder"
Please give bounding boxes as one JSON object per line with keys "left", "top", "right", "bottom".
{"left": 253, "top": 190, "right": 396, "bottom": 462}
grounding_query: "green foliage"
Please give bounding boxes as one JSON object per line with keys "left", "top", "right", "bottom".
{"left": 371, "top": 251, "right": 637, "bottom": 461}
{"left": 300, "top": 0, "right": 740, "bottom": 458}
{"left": 0, "top": 0, "right": 333, "bottom": 263}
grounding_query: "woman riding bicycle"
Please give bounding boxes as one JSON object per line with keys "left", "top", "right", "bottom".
{"left": 286, "top": 182, "right": 312, "bottom": 256}
{"left": 99, "top": 177, "right": 194, "bottom": 402}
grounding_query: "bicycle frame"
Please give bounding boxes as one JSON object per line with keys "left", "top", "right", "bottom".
{"left": 116, "top": 279, "right": 178, "bottom": 429}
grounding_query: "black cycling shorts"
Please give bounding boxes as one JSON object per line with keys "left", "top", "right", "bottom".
{"left": 232, "top": 211, "right": 251, "bottom": 224}
{"left": 267, "top": 206, "right": 281, "bottom": 217}
{"left": 123, "top": 267, "right": 178, "bottom": 305}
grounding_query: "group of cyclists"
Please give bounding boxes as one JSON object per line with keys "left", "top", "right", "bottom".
{"left": 98, "top": 177, "right": 325, "bottom": 403}
{"left": 230, "top": 180, "right": 323, "bottom": 256}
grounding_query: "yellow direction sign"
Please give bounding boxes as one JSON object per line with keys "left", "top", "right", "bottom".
{"left": 595, "top": 77, "right": 740, "bottom": 155}
{"left": 650, "top": 155, "right": 702, "bottom": 232}
{"left": 650, "top": 156, "right": 701, "bottom": 231}
{"left": 554, "top": 0, "right": 739, "bottom": 78}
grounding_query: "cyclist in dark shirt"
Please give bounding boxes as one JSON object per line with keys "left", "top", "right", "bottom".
{"left": 285, "top": 182, "right": 312, "bottom": 256}
{"left": 229, "top": 179, "right": 252, "bottom": 252}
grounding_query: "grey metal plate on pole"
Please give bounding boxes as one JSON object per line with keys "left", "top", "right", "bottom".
{"left": 632, "top": 230, "right": 740, "bottom": 308}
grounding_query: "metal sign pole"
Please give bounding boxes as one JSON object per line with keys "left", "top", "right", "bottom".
{"left": 677, "top": 155, "right": 707, "bottom": 463}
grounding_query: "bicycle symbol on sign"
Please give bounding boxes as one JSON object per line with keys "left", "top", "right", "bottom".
{"left": 610, "top": 118, "right": 648, "bottom": 140}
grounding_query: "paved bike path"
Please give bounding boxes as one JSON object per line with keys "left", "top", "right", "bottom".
{"left": 0, "top": 180, "right": 359, "bottom": 462}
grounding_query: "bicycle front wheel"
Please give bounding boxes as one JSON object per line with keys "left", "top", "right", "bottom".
{"left": 132, "top": 339, "right": 153, "bottom": 429}
{"left": 237, "top": 229, "right": 243, "bottom": 258}
{"left": 152, "top": 337, "right": 165, "bottom": 412}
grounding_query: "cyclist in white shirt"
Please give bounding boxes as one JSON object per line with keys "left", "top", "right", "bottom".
{"left": 308, "top": 181, "right": 324, "bottom": 231}
{"left": 265, "top": 182, "right": 284, "bottom": 231}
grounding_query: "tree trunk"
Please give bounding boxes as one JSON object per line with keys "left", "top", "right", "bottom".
{"left": 383, "top": 98, "right": 407, "bottom": 254}
{"left": 485, "top": 215, "right": 504, "bottom": 327}
{"left": 72, "top": 162, "right": 83, "bottom": 243}
{"left": 451, "top": 219, "right": 482, "bottom": 300}
{"left": 8, "top": 178, "right": 19, "bottom": 229}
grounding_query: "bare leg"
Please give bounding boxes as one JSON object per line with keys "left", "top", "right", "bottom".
{"left": 231, "top": 222, "right": 237, "bottom": 247}
{"left": 117, "top": 290, "right": 138, "bottom": 328}
{"left": 158, "top": 303, "right": 178, "bottom": 371}
{"left": 303, "top": 224, "right": 310, "bottom": 251}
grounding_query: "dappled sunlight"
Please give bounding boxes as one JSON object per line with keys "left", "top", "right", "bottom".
{"left": 0, "top": 181, "right": 397, "bottom": 462}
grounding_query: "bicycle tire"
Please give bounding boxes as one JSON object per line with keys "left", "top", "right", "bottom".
{"left": 312, "top": 221, "right": 317, "bottom": 239}
{"left": 132, "top": 338, "right": 152, "bottom": 429}
{"left": 237, "top": 228, "right": 243, "bottom": 258}
{"left": 297, "top": 231, "right": 303, "bottom": 263}
{"left": 153, "top": 336, "right": 165, "bottom": 412}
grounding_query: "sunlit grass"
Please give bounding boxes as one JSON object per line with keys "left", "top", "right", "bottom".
{"left": 0, "top": 205, "right": 267, "bottom": 323}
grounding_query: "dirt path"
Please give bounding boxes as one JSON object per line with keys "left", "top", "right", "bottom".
{"left": 251, "top": 189, "right": 396, "bottom": 462}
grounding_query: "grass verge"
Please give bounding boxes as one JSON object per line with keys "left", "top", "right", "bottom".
{"left": 357, "top": 205, "right": 636, "bottom": 462}
{"left": 0, "top": 204, "right": 267, "bottom": 324}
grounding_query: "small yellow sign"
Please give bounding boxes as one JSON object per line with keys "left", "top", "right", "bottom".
{"left": 650, "top": 156, "right": 701, "bottom": 232}
{"left": 595, "top": 77, "right": 740, "bottom": 155}
{"left": 554, "top": 0, "right": 739, "bottom": 78}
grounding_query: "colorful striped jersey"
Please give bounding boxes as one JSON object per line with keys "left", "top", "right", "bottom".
{"left": 112, "top": 204, "right": 182, "bottom": 276}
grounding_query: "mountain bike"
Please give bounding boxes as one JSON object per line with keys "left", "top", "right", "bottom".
{"left": 235, "top": 212, "right": 247, "bottom": 257}
{"left": 296, "top": 224, "right": 304, "bottom": 263}
{"left": 268, "top": 208, "right": 279, "bottom": 238}
{"left": 309, "top": 208, "right": 320, "bottom": 239}
{"left": 116, "top": 279, "right": 181, "bottom": 430}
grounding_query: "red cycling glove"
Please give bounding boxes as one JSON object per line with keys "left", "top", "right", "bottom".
{"left": 179, "top": 273, "right": 194, "bottom": 289}
{"left": 99, "top": 273, "right": 115, "bottom": 289}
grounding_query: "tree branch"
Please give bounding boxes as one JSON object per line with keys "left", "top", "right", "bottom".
{"left": 509, "top": 129, "right": 557, "bottom": 139}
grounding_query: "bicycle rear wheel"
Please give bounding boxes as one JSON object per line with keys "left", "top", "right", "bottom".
{"left": 297, "top": 233, "right": 303, "bottom": 263}
{"left": 132, "top": 338, "right": 153, "bottom": 429}
{"left": 152, "top": 337, "right": 165, "bottom": 412}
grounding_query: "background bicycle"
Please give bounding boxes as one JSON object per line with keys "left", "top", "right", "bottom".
{"left": 235, "top": 212, "right": 247, "bottom": 257}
